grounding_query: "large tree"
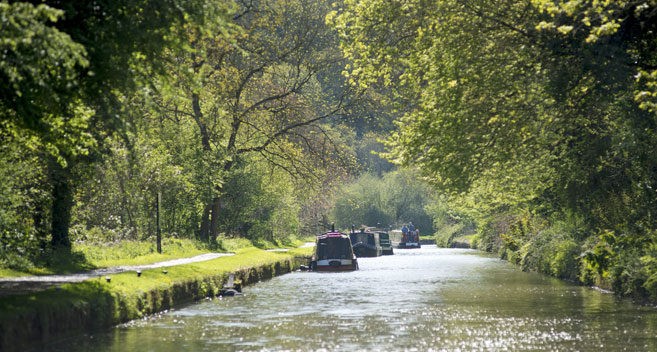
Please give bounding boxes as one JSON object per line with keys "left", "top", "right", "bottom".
{"left": 155, "top": 0, "right": 361, "bottom": 242}
{"left": 1, "top": 1, "right": 234, "bottom": 248}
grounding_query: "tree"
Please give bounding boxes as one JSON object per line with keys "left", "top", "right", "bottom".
{"left": 331, "top": 169, "right": 435, "bottom": 234}
{"left": 333, "top": 0, "right": 657, "bottom": 295}
{"left": 0, "top": 0, "right": 234, "bottom": 248}
{"left": 156, "top": 0, "right": 362, "bottom": 242}
{"left": 332, "top": 0, "right": 657, "bottom": 229}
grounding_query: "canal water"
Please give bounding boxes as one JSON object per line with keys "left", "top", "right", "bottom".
{"left": 40, "top": 246, "right": 657, "bottom": 351}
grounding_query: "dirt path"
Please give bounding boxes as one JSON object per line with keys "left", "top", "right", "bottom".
{"left": 0, "top": 252, "right": 234, "bottom": 297}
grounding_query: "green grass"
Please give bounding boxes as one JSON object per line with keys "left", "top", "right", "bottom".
{"left": 1, "top": 236, "right": 314, "bottom": 278}
{"left": 77, "top": 238, "right": 210, "bottom": 268}
{"left": 286, "top": 246, "right": 314, "bottom": 257}
{"left": 0, "top": 268, "right": 28, "bottom": 277}
{"left": 0, "top": 238, "right": 212, "bottom": 278}
{"left": 222, "top": 235, "right": 311, "bottom": 251}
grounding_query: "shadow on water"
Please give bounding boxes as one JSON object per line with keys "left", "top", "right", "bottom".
{"left": 37, "top": 246, "right": 657, "bottom": 351}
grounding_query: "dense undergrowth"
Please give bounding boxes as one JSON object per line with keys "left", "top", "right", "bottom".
{"left": 434, "top": 222, "right": 477, "bottom": 248}
{"left": 464, "top": 212, "right": 657, "bottom": 303}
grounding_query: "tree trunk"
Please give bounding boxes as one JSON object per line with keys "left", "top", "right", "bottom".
{"left": 209, "top": 196, "right": 222, "bottom": 242}
{"left": 50, "top": 160, "right": 72, "bottom": 248}
{"left": 199, "top": 202, "right": 212, "bottom": 242}
{"left": 191, "top": 90, "right": 215, "bottom": 242}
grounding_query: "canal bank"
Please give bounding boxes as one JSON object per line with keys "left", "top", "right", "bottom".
{"left": 0, "top": 247, "right": 312, "bottom": 352}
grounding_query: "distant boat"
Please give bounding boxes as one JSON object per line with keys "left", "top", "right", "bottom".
{"left": 389, "top": 229, "right": 421, "bottom": 249}
{"left": 349, "top": 230, "right": 383, "bottom": 257}
{"left": 376, "top": 231, "right": 394, "bottom": 255}
{"left": 362, "top": 227, "right": 394, "bottom": 255}
{"left": 310, "top": 232, "right": 358, "bottom": 271}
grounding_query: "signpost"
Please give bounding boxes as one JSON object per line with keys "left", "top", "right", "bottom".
{"left": 156, "top": 191, "right": 162, "bottom": 254}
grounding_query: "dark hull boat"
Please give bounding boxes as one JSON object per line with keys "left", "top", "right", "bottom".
{"left": 310, "top": 232, "right": 358, "bottom": 271}
{"left": 362, "top": 227, "right": 394, "bottom": 255}
{"left": 349, "top": 231, "right": 383, "bottom": 258}
{"left": 352, "top": 242, "right": 381, "bottom": 257}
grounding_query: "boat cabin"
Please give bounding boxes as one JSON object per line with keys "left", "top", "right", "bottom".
{"left": 349, "top": 230, "right": 383, "bottom": 257}
{"left": 376, "top": 231, "right": 394, "bottom": 255}
{"left": 310, "top": 232, "right": 358, "bottom": 271}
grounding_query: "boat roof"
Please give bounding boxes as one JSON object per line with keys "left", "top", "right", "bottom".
{"left": 350, "top": 230, "right": 376, "bottom": 234}
{"left": 317, "top": 232, "right": 348, "bottom": 239}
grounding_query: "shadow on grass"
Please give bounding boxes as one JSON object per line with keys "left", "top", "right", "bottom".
{"left": 30, "top": 247, "right": 97, "bottom": 275}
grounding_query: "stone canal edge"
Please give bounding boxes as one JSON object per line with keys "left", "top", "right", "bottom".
{"left": 0, "top": 247, "right": 312, "bottom": 352}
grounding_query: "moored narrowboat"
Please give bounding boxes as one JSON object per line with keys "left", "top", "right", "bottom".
{"left": 403, "top": 229, "right": 421, "bottom": 248}
{"left": 310, "top": 232, "right": 358, "bottom": 271}
{"left": 389, "top": 229, "right": 421, "bottom": 249}
{"left": 377, "top": 231, "right": 394, "bottom": 255}
{"left": 362, "top": 226, "right": 394, "bottom": 255}
{"left": 349, "top": 230, "right": 383, "bottom": 257}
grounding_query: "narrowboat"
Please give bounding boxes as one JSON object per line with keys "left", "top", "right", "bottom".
{"left": 362, "top": 226, "right": 394, "bottom": 255}
{"left": 349, "top": 230, "right": 383, "bottom": 257}
{"left": 376, "top": 231, "right": 394, "bottom": 255}
{"left": 310, "top": 232, "right": 358, "bottom": 271}
{"left": 389, "top": 229, "right": 421, "bottom": 249}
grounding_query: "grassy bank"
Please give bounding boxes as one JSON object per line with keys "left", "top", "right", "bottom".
{"left": 0, "top": 246, "right": 313, "bottom": 351}
{"left": 0, "top": 236, "right": 313, "bottom": 278}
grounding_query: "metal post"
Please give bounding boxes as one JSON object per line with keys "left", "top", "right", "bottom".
{"left": 156, "top": 191, "right": 162, "bottom": 254}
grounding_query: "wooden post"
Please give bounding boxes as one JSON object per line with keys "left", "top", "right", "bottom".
{"left": 156, "top": 191, "right": 162, "bottom": 254}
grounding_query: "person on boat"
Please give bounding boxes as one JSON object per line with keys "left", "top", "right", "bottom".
{"left": 408, "top": 222, "right": 415, "bottom": 233}
{"left": 401, "top": 224, "right": 408, "bottom": 234}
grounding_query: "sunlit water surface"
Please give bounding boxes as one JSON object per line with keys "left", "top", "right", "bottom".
{"left": 39, "top": 246, "right": 657, "bottom": 351}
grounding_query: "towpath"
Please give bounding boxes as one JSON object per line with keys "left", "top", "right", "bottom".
{"left": 0, "top": 252, "right": 235, "bottom": 297}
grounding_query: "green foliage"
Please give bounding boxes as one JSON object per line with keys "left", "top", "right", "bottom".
{"left": 434, "top": 223, "right": 476, "bottom": 248}
{"left": 641, "top": 241, "right": 657, "bottom": 300}
{"left": 425, "top": 193, "right": 476, "bottom": 247}
{"left": 215, "top": 160, "right": 300, "bottom": 241}
{"left": 352, "top": 132, "right": 395, "bottom": 176}
{"left": 0, "top": 127, "right": 51, "bottom": 271}
{"left": 331, "top": 169, "right": 436, "bottom": 233}
{"left": 0, "top": 2, "right": 87, "bottom": 135}
{"left": 1, "top": 0, "right": 237, "bottom": 251}
{"left": 332, "top": 173, "right": 391, "bottom": 229}
{"left": 334, "top": 0, "right": 657, "bottom": 301}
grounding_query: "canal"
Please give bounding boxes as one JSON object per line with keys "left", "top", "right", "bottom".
{"left": 39, "top": 246, "right": 657, "bottom": 351}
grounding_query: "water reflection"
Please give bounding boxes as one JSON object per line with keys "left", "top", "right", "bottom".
{"left": 39, "top": 246, "right": 657, "bottom": 351}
